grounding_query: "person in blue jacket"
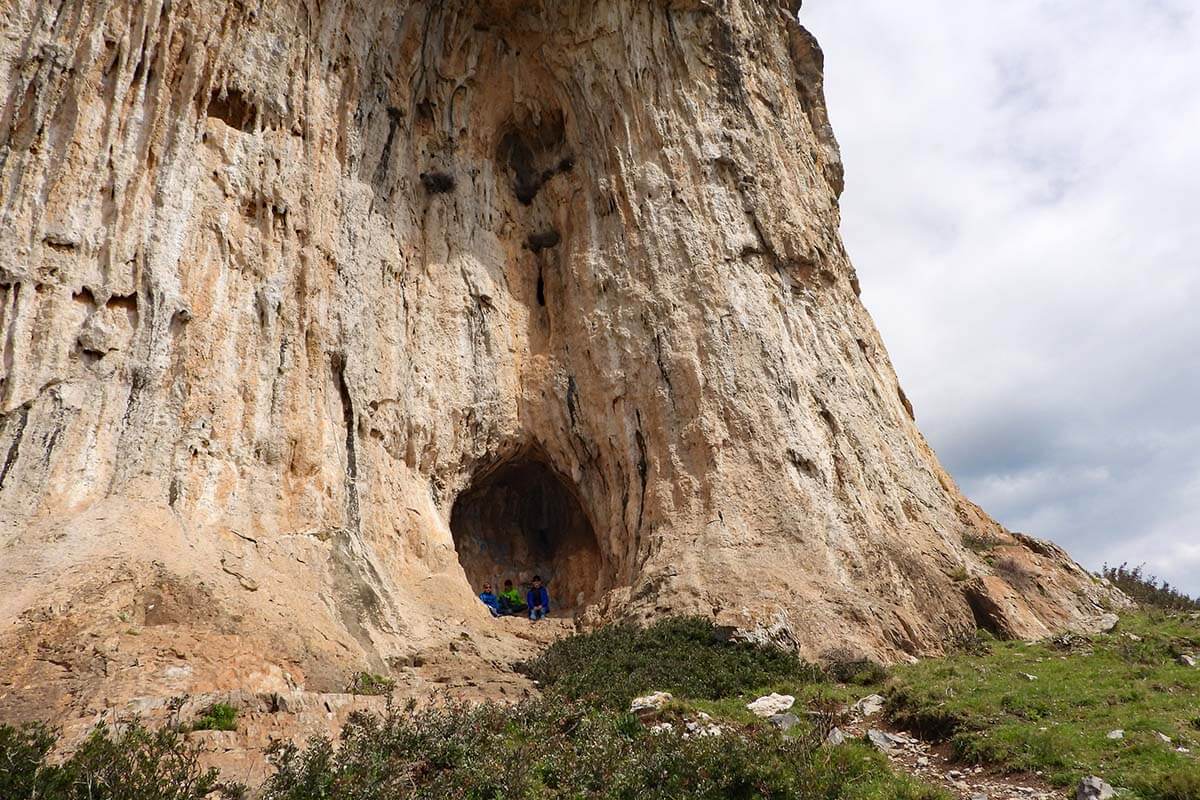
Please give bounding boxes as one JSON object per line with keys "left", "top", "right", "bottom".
{"left": 526, "top": 575, "right": 550, "bottom": 621}
{"left": 478, "top": 583, "right": 500, "bottom": 617}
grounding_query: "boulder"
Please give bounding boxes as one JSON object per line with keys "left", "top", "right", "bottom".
{"left": 823, "top": 727, "right": 846, "bottom": 747}
{"left": 746, "top": 693, "right": 795, "bottom": 718}
{"left": 768, "top": 712, "right": 801, "bottom": 732}
{"left": 1076, "top": 777, "right": 1115, "bottom": 800}
{"left": 851, "top": 693, "right": 886, "bottom": 718}
{"left": 867, "top": 729, "right": 901, "bottom": 752}
{"left": 630, "top": 691, "right": 673, "bottom": 722}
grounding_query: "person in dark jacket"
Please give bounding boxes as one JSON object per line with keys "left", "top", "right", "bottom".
{"left": 526, "top": 575, "right": 550, "bottom": 621}
{"left": 478, "top": 583, "right": 500, "bottom": 617}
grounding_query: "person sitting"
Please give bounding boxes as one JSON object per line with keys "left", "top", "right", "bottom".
{"left": 498, "top": 579, "right": 526, "bottom": 616}
{"left": 478, "top": 583, "right": 500, "bottom": 617}
{"left": 526, "top": 575, "right": 550, "bottom": 621}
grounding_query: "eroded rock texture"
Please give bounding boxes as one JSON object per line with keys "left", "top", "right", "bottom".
{"left": 0, "top": 0, "right": 1117, "bottom": 725}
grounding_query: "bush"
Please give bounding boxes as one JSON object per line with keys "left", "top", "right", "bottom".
{"left": 0, "top": 720, "right": 243, "bottom": 799}
{"left": 1101, "top": 564, "right": 1200, "bottom": 611}
{"left": 188, "top": 702, "right": 238, "bottom": 732}
{"left": 346, "top": 672, "right": 396, "bottom": 696}
{"left": 1151, "top": 768, "right": 1200, "bottom": 800}
{"left": 517, "top": 616, "right": 822, "bottom": 710}
{"left": 261, "top": 696, "right": 944, "bottom": 800}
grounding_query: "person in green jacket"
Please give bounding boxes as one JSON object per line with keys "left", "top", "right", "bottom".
{"left": 498, "top": 579, "right": 526, "bottom": 616}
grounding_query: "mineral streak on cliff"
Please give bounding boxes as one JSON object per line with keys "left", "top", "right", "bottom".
{"left": 0, "top": 0, "right": 1116, "bottom": 725}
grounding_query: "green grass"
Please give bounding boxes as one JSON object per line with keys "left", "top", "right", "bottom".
{"left": 187, "top": 702, "right": 238, "bottom": 732}
{"left": 882, "top": 610, "right": 1200, "bottom": 799}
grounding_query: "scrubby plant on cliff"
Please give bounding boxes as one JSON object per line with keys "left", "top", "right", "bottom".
{"left": 517, "top": 616, "right": 823, "bottom": 710}
{"left": 345, "top": 672, "right": 396, "bottom": 696}
{"left": 0, "top": 719, "right": 243, "bottom": 799}
{"left": 187, "top": 702, "right": 239, "bottom": 732}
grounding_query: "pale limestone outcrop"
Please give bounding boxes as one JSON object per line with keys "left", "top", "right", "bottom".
{"left": 0, "top": 0, "right": 1118, "bottom": 726}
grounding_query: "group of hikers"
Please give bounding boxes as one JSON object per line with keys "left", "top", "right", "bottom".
{"left": 478, "top": 576, "right": 551, "bottom": 621}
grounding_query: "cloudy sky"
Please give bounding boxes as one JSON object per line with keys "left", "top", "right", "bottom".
{"left": 801, "top": 1, "right": 1200, "bottom": 594}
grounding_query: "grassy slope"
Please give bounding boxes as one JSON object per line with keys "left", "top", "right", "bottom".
{"left": 884, "top": 611, "right": 1200, "bottom": 798}
{"left": 525, "top": 611, "right": 1200, "bottom": 800}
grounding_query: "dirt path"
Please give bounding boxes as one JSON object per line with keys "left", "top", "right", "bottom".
{"left": 840, "top": 702, "right": 1060, "bottom": 800}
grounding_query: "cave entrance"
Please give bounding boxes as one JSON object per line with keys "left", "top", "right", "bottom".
{"left": 451, "top": 455, "right": 603, "bottom": 613}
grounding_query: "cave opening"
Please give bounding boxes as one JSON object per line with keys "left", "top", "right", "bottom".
{"left": 451, "top": 455, "right": 604, "bottom": 613}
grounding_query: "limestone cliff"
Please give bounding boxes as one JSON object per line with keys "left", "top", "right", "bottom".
{"left": 0, "top": 0, "right": 1116, "bottom": 727}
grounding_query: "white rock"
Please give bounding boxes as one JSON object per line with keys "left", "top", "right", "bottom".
{"left": 1153, "top": 731, "right": 1172, "bottom": 744}
{"left": 851, "top": 693, "right": 886, "bottom": 718}
{"left": 746, "top": 693, "right": 795, "bottom": 718}
{"left": 630, "top": 691, "right": 672, "bottom": 721}
{"left": 1106, "top": 729, "right": 1124, "bottom": 740}
{"left": 649, "top": 722, "right": 674, "bottom": 735}
{"left": 1179, "top": 654, "right": 1197, "bottom": 667}
{"left": 1095, "top": 613, "right": 1119, "bottom": 633}
{"left": 824, "top": 727, "right": 846, "bottom": 746}
{"left": 1019, "top": 672, "right": 1039, "bottom": 681}
{"left": 1076, "top": 776, "right": 1115, "bottom": 800}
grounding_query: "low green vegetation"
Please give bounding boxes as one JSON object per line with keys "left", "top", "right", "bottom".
{"left": 4, "top": 612, "right": 1197, "bottom": 799}
{"left": 518, "top": 615, "right": 824, "bottom": 710}
{"left": 187, "top": 702, "right": 238, "bottom": 732}
{"left": 261, "top": 697, "right": 941, "bottom": 800}
{"left": 0, "top": 720, "right": 242, "bottom": 799}
{"left": 883, "top": 610, "right": 1200, "bottom": 799}
{"left": 345, "top": 671, "right": 397, "bottom": 696}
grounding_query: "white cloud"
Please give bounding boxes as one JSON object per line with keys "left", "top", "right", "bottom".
{"left": 802, "top": 0, "right": 1200, "bottom": 594}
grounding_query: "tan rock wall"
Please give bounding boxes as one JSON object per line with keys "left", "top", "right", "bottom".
{"left": 0, "top": 0, "right": 1117, "bottom": 723}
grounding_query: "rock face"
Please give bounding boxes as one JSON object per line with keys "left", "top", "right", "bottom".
{"left": 0, "top": 0, "right": 1117, "bottom": 724}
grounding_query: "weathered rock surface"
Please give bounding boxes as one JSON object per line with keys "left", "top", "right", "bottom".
{"left": 0, "top": 0, "right": 1119, "bottom": 729}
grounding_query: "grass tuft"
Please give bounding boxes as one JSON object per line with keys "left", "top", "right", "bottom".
{"left": 188, "top": 702, "right": 238, "bottom": 732}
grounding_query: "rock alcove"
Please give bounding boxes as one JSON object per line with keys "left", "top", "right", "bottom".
{"left": 450, "top": 453, "right": 604, "bottom": 612}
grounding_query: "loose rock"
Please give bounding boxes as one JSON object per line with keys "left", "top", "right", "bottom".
{"left": 867, "top": 729, "right": 901, "bottom": 752}
{"left": 768, "top": 712, "right": 800, "bottom": 732}
{"left": 629, "top": 691, "right": 672, "bottom": 722}
{"left": 746, "top": 693, "right": 795, "bottom": 718}
{"left": 851, "top": 693, "right": 886, "bottom": 718}
{"left": 1106, "top": 729, "right": 1124, "bottom": 740}
{"left": 1076, "top": 776, "right": 1115, "bottom": 800}
{"left": 824, "top": 727, "right": 846, "bottom": 746}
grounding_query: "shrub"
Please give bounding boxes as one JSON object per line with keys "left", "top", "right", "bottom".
{"left": 346, "top": 672, "right": 396, "bottom": 696}
{"left": 1152, "top": 768, "right": 1200, "bottom": 800}
{"left": 0, "top": 720, "right": 243, "bottom": 799}
{"left": 826, "top": 658, "right": 890, "bottom": 686}
{"left": 1101, "top": 563, "right": 1200, "bottom": 611}
{"left": 188, "top": 702, "right": 238, "bottom": 732}
{"left": 961, "top": 532, "right": 999, "bottom": 554}
{"left": 517, "top": 616, "right": 822, "bottom": 710}
{"left": 261, "top": 695, "right": 943, "bottom": 800}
